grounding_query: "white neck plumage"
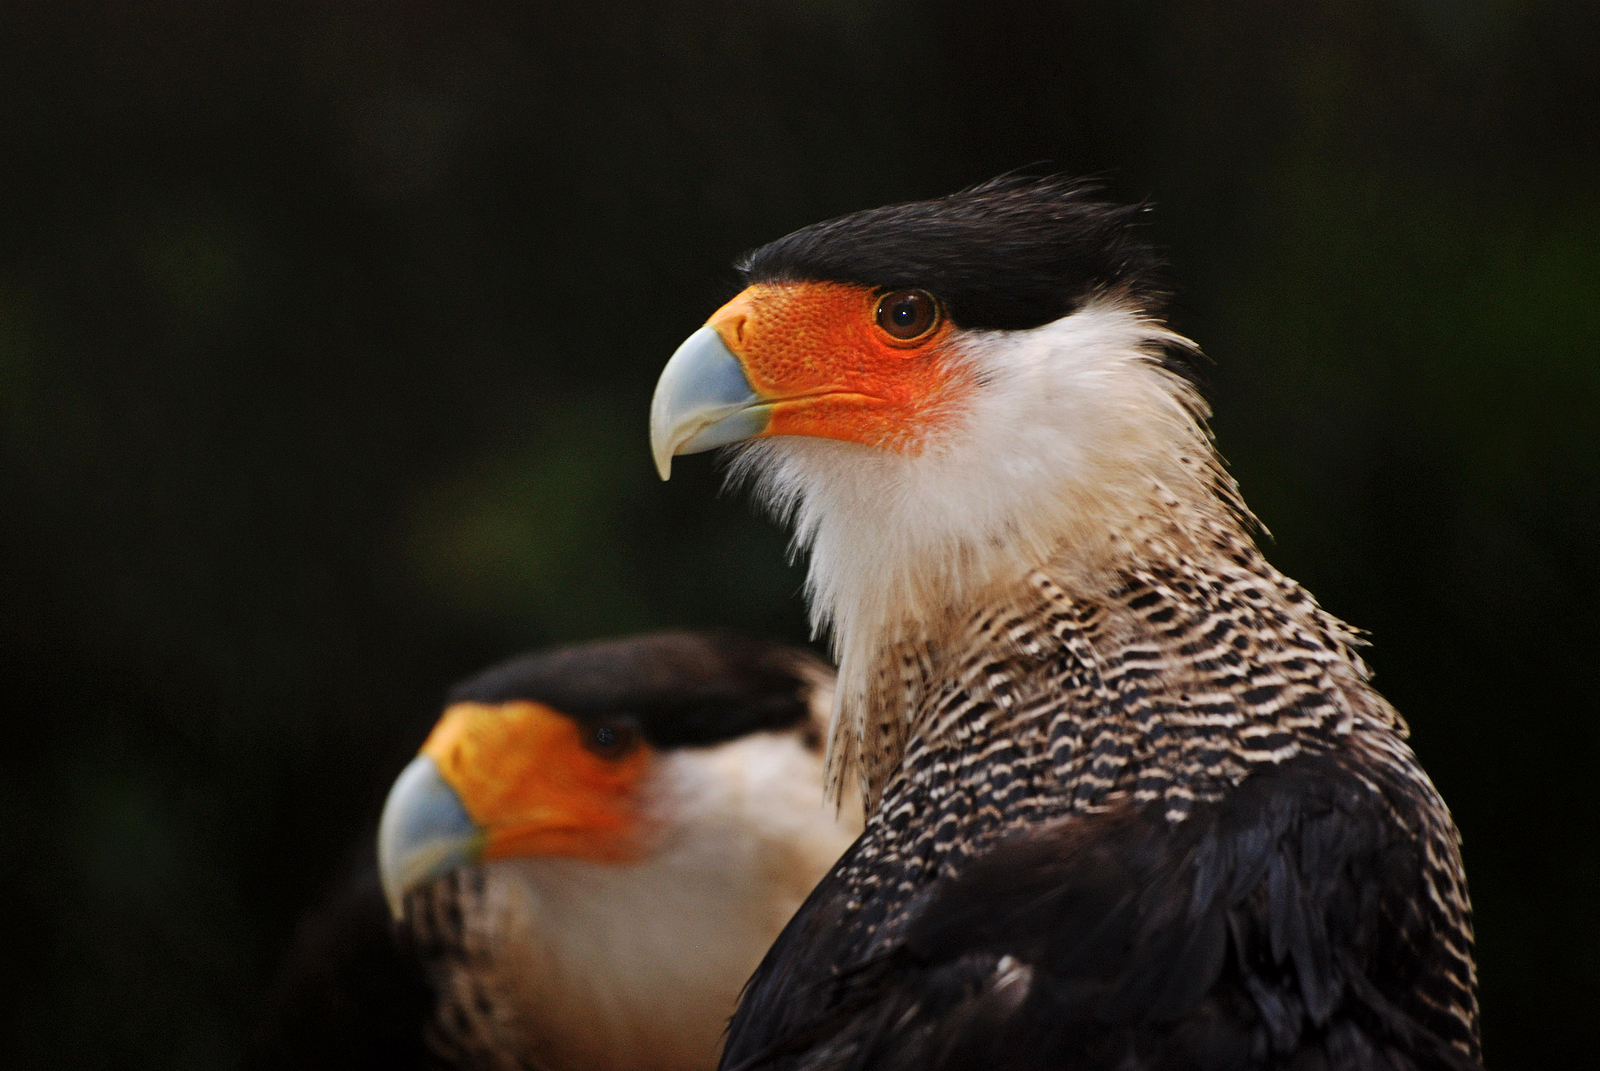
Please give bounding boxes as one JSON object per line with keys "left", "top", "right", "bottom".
{"left": 728, "top": 297, "right": 1249, "bottom": 809}
{"left": 460, "top": 725, "right": 859, "bottom": 1071}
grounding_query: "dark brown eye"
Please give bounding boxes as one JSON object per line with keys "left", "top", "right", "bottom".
{"left": 874, "top": 290, "right": 940, "bottom": 342}
{"left": 584, "top": 720, "right": 639, "bottom": 760}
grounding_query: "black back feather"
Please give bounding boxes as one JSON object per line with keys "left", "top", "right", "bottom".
{"left": 251, "top": 852, "right": 433, "bottom": 1071}
{"left": 722, "top": 752, "right": 1481, "bottom": 1071}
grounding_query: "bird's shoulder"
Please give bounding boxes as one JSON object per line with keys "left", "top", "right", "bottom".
{"left": 722, "top": 749, "right": 1480, "bottom": 1071}
{"left": 252, "top": 852, "right": 437, "bottom": 1071}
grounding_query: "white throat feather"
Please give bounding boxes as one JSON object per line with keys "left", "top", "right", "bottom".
{"left": 452, "top": 724, "right": 858, "bottom": 1071}
{"left": 725, "top": 297, "right": 1249, "bottom": 810}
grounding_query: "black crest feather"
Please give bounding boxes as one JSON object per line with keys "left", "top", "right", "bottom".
{"left": 739, "top": 175, "right": 1167, "bottom": 332}
{"left": 446, "top": 630, "right": 826, "bottom": 750}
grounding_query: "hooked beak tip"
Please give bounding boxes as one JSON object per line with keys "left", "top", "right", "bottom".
{"left": 649, "top": 325, "right": 768, "bottom": 476}
{"left": 376, "top": 754, "right": 484, "bottom": 921}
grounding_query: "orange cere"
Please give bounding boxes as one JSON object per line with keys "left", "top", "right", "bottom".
{"left": 709, "top": 282, "right": 968, "bottom": 454}
{"left": 422, "top": 701, "right": 651, "bottom": 864}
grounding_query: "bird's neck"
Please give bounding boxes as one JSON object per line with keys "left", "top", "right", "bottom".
{"left": 836, "top": 501, "right": 1289, "bottom": 808}
{"left": 814, "top": 517, "right": 1411, "bottom": 963}
{"left": 728, "top": 301, "right": 1258, "bottom": 808}
{"left": 730, "top": 300, "right": 1389, "bottom": 815}
{"left": 827, "top": 522, "right": 1412, "bottom": 961}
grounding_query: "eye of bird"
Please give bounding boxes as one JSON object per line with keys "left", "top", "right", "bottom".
{"left": 874, "top": 289, "right": 940, "bottom": 342}
{"left": 584, "top": 720, "right": 639, "bottom": 760}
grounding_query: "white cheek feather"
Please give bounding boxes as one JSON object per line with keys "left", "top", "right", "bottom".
{"left": 466, "top": 730, "right": 861, "bottom": 1071}
{"left": 726, "top": 297, "right": 1234, "bottom": 806}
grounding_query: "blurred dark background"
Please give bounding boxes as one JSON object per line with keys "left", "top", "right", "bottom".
{"left": 1, "top": 1, "right": 1594, "bottom": 1067}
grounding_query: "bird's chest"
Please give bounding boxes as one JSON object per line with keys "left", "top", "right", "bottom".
{"left": 834, "top": 674, "right": 1315, "bottom": 959}
{"left": 831, "top": 559, "right": 1379, "bottom": 961}
{"left": 412, "top": 865, "right": 769, "bottom": 1071}
{"left": 833, "top": 715, "right": 1079, "bottom": 960}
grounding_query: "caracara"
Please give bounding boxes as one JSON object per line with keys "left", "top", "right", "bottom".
{"left": 255, "top": 631, "right": 860, "bottom": 1071}
{"left": 649, "top": 178, "right": 1481, "bottom": 1070}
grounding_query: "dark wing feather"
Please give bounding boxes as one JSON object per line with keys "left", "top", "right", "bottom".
{"left": 722, "top": 752, "right": 1480, "bottom": 1071}
{"left": 251, "top": 849, "right": 435, "bottom": 1071}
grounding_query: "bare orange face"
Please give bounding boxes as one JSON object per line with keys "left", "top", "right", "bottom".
{"left": 709, "top": 282, "right": 969, "bottom": 454}
{"left": 422, "top": 700, "right": 651, "bottom": 864}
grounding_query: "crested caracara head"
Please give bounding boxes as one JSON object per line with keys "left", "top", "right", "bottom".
{"left": 267, "top": 632, "right": 858, "bottom": 1071}
{"left": 650, "top": 177, "right": 1243, "bottom": 803}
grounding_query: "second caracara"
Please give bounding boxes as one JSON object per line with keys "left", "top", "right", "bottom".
{"left": 650, "top": 178, "right": 1481, "bottom": 1070}
{"left": 257, "top": 632, "right": 858, "bottom": 1071}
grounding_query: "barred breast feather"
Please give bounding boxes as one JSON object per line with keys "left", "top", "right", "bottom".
{"left": 723, "top": 506, "right": 1480, "bottom": 1069}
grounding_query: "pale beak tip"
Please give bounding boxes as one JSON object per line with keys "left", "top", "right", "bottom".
{"left": 383, "top": 884, "right": 406, "bottom": 923}
{"left": 377, "top": 754, "right": 483, "bottom": 922}
{"left": 648, "top": 324, "right": 766, "bottom": 477}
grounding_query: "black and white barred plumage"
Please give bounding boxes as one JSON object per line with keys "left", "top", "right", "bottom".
{"left": 727, "top": 516, "right": 1477, "bottom": 1070}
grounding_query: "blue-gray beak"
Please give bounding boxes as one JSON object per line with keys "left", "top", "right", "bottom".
{"left": 376, "top": 754, "right": 485, "bottom": 920}
{"left": 649, "top": 325, "right": 771, "bottom": 479}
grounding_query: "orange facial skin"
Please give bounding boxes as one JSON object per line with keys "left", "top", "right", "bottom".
{"left": 709, "top": 282, "right": 967, "bottom": 455}
{"left": 422, "top": 701, "right": 652, "bottom": 864}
